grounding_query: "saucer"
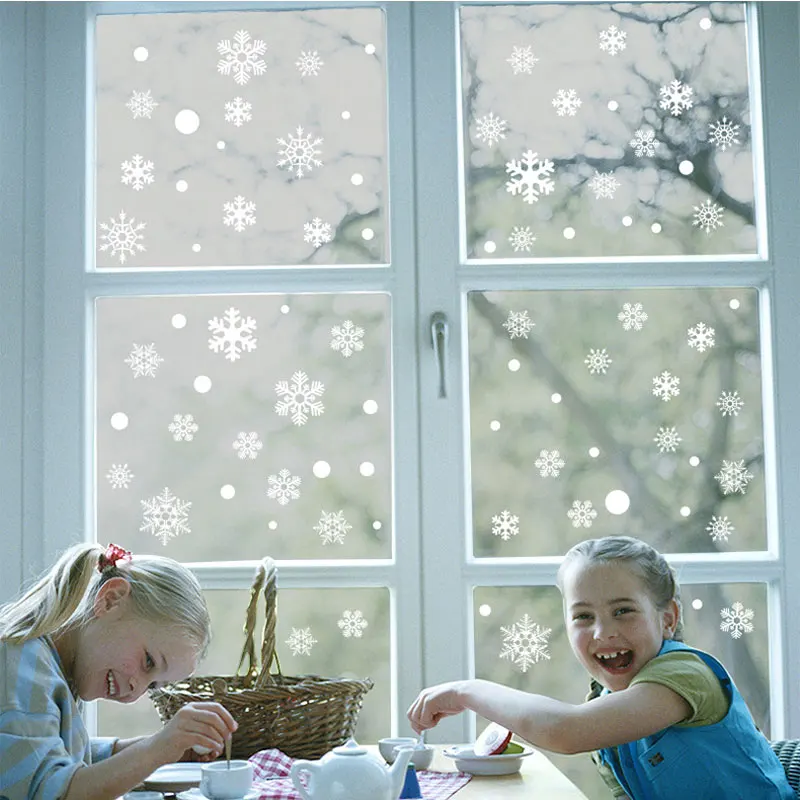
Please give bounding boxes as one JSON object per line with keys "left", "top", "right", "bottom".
{"left": 176, "top": 789, "right": 258, "bottom": 800}
{"left": 143, "top": 763, "right": 202, "bottom": 793}
{"left": 442, "top": 744, "right": 535, "bottom": 776}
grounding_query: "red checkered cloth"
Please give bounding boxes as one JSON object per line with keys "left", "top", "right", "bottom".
{"left": 247, "top": 748, "right": 472, "bottom": 800}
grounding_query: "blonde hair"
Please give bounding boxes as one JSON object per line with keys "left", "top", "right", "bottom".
{"left": 557, "top": 535, "right": 684, "bottom": 641}
{"left": 0, "top": 542, "right": 211, "bottom": 657}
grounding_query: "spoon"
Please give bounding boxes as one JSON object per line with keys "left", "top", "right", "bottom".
{"left": 416, "top": 730, "right": 426, "bottom": 749}
{"left": 225, "top": 735, "right": 232, "bottom": 770}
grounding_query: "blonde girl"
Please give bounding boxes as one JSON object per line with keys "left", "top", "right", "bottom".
{"left": 407, "top": 536, "right": 792, "bottom": 799}
{"left": 0, "top": 542, "right": 237, "bottom": 800}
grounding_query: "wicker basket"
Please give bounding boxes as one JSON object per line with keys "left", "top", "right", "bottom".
{"left": 149, "top": 557, "right": 373, "bottom": 760}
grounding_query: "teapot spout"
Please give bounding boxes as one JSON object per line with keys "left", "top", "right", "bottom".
{"left": 388, "top": 746, "right": 414, "bottom": 799}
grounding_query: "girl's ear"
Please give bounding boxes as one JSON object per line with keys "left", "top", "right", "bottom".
{"left": 93, "top": 577, "right": 131, "bottom": 617}
{"left": 662, "top": 598, "right": 680, "bottom": 639}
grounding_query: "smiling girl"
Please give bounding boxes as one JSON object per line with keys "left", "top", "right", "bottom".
{"left": 407, "top": 536, "right": 793, "bottom": 799}
{"left": 0, "top": 542, "right": 237, "bottom": 800}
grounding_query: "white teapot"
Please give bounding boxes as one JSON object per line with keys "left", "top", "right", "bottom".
{"left": 290, "top": 738, "right": 414, "bottom": 800}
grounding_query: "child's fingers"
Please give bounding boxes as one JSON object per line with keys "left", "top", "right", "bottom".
{"left": 186, "top": 701, "right": 239, "bottom": 733}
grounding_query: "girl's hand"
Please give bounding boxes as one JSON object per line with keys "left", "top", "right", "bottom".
{"left": 407, "top": 681, "right": 469, "bottom": 733}
{"left": 149, "top": 701, "right": 238, "bottom": 764}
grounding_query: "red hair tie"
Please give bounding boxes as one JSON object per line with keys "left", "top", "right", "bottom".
{"left": 98, "top": 543, "right": 133, "bottom": 573}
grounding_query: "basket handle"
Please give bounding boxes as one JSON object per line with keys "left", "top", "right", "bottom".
{"left": 235, "top": 562, "right": 266, "bottom": 678}
{"left": 254, "top": 557, "right": 281, "bottom": 688}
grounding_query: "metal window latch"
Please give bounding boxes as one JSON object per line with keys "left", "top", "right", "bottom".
{"left": 430, "top": 312, "right": 449, "bottom": 399}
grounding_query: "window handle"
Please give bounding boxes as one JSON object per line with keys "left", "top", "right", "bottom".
{"left": 430, "top": 312, "right": 449, "bottom": 399}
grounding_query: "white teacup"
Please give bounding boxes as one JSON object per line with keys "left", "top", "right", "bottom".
{"left": 199, "top": 760, "right": 253, "bottom": 799}
{"left": 378, "top": 737, "right": 417, "bottom": 763}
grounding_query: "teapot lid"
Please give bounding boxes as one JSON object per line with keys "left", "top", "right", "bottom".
{"left": 332, "top": 738, "right": 367, "bottom": 756}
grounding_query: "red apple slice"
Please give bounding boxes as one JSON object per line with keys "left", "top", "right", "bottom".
{"left": 473, "top": 722, "right": 513, "bottom": 757}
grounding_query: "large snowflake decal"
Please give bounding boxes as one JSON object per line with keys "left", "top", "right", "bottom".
{"left": 168, "top": 413, "right": 198, "bottom": 442}
{"left": 491, "top": 510, "right": 519, "bottom": 541}
{"left": 659, "top": 79, "right": 693, "bottom": 116}
{"left": 107, "top": 464, "right": 134, "bottom": 489}
{"left": 714, "top": 459, "right": 754, "bottom": 495}
{"left": 716, "top": 390, "right": 745, "bottom": 417}
{"left": 506, "top": 45, "right": 539, "bottom": 74}
{"left": 277, "top": 126, "right": 323, "bottom": 178}
{"left": 121, "top": 154, "right": 154, "bottom": 191}
{"left": 535, "top": 449, "right": 565, "bottom": 478}
{"left": 223, "top": 195, "right": 257, "bottom": 233}
{"left": 303, "top": 217, "right": 333, "bottom": 249}
{"left": 338, "top": 610, "right": 368, "bottom": 638}
{"left": 508, "top": 226, "right": 536, "bottom": 253}
{"left": 598, "top": 25, "right": 627, "bottom": 56}
{"left": 126, "top": 90, "right": 158, "bottom": 119}
{"left": 140, "top": 487, "right": 192, "bottom": 546}
{"left": 267, "top": 468, "right": 302, "bottom": 505}
{"left": 217, "top": 30, "right": 267, "bottom": 85}
{"left": 505, "top": 150, "right": 556, "bottom": 204}
{"left": 588, "top": 171, "right": 620, "bottom": 200}
{"left": 499, "top": 614, "right": 551, "bottom": 672}
{"left": 503, "top": 310, "right": 535, "bottom": 339}
{"left": 224, "top": 97, "right": 253, "bottom": 127}
{"left": 233, "top": 431, "right": 263, "bottom": 460}
{"left": 314, "top": 510, "right": 352, "bottom": 545}
{"left": 296, "top": 51, "right": 324, "bottom": 77}
{"left": 693, "top": 199, "right": 725, "bottom": 235}
{"left": 99, "top": 211, "right": 146, "bottom": 265}
{"left": 720, "top": 601, "right": 754, "bottom": 639}
{"left": 618, "top": 302, "right": 648, "bottom": 331}
{"left": 552, "top": 89, "right": 582, "bottom": 117}
{"left": 630, "top": 129, "right": 659, "bottom": 158}
{"left": 275, "top": 370, "right": 325, "bottom": 426}
{"left": 585, "top": 348, "right": 612, "bottom": 374}
{"left": 125, "top": 343, "right": 163, "bottom": 378}
{"left": 567, "top": 500, "right": 597, "bottom": 529}
{"left": 208, "top": 307, "right": 257, "bottom": 362}
{"left": 707, "top": 515, "right": 735, "bottom": 543}
{"left": 654, "top": 426, "right": 682, "bottom": 453}
{"left": 688, "top": 322, "right": 715, "bottom": 352}
{"left": 652, "top": 371, "right": 680, "bottom": 402}
{"left": 286, "top": 627, "right": 317, "bottom": 656}
{"left": 474, "top": 112, "right": 507, "bottom": 147}
{"left": 709, "top": 116, "right": 740, "bottom": 151}
{"left": 330, "top": 320, "right": 365, "bottom": 357}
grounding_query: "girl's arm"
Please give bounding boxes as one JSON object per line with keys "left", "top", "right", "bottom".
{"left": 408, "top": 678, "right": 691, "bottom": 755}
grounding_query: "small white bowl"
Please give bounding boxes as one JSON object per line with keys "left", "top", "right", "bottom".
{"left": 409, "top": 744, "right": 435, "bottom": 770}
{"left": 378, "top": 737, "right": 417, "bottom": 763}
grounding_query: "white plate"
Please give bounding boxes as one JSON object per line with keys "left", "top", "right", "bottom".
{"left": 443, "top": 744, "right": 535, "bottom": 776}
{"left": 176, "top": 789, "right": 259, "bottom": 800}
{"left": 143, "top": 763, "right": 202, "bottom": 793}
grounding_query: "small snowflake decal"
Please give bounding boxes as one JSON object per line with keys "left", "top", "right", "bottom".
{"left": 505, "top": 150, "right": 556, "bottom": 204}
{"left": 588, "top": 171, "right": 620, "bottom": 200}
{"left": 233, "top": 431, "right": 263, "bottom": 460}
{"left": 338, "top": 610, "right": 368, "bottom": 638}
{"left": 707, "top": 515, "right": 734, "bottom": 543}
{"left": 107, "top": 464, "right": 134, "bottom": 489}
{"left": 314, "top": 510, "right": 352, "bottom": 545}
{"left": 475, "top": 112, "right": 507, "bottom": 147}
{"left": 168, "top": 413, "right": 198, "bottom": 442}
{"left": 126, "top": 90, "right": 158, "bottom": 119}
{"left": 491, "top": 510, "right": 520, "bottom": 541}
{"left": 693, "top": 199, "right": 725, "bottom": 235}
{"left": 709, "top": 116, "right": 740, "bottom": 151}
{"left": 688, "top": 322, "right": 715, "bottom": 353}
{"left": 330, "top": 320, "right": 365, "bottom": 357}
{"left": 99, "top": 211, "right": 146, "bottom": 265}
{"left": 552, "top": 89, "right": 582, "bottom": 117}
{"left": 630, "top": 129, "right": 659, "bottom": 157}
{"left": 267, "top": 468, "right": 302, "bottom": 505}
{"left": 716, "top": 390, "right": 744, "bottom": 417}
{"left": 585, "top": 348, "right": 612, "bottom": 374}
{"left": 121, "top": 154, "right": 154, "bottom": 191}
{"left": 223, "top": 195, "right": 257, "bottom": 233}
{"left": 140, "top": 487, "right": 191, "bottom": 546}
{"left": 208, "top": 307, "right": 257, "bottom": 362}
{"left": 618, "top": 302, "right": 648, "bottom": 331}
{"left": 654, "top": 426, "right": 682, "bottom": 453}
{"left": 535, "top": 449, "right": 565, "bottom": 478}
{"left": 125, "top": 343, "right": 163, "bottom": 378}
{"left": 598, "top": 25, "right": 627, "bottom": 56}
{"left": 303, "top": 217, "right": 333, "bottom": 249}
{"left": 652, "top": 371, "right": 680, "bottom": 402}
{"left": 217, "top": 30, "right": 267, "bottom": 85}
{"left": 296, "top": 50, "right": 323, "bottom": 77}
{"left": 224, "top": 97, "right": 253, "bottom": 127}
{"left": 499, "top": 614, "right": 551, "bottom": 672}
{"left": 567, "top": 500, "right": 597, "bottom": 528}
{"left": 503, "top": 310, "right": 535, "bottom": 339}
{"left": 720, "top": 601, "right": 754, "bottom": 639}
{"left": 508, "top": 226, "right": 536, "bottom": 253}
{"left": 286, "top": 627, "right": 317, "bottom": 656}
{"left": 714, "top": 459, "right": 754, "bottom": 495}
{"left": 275, "top": 370, "right": 325, "bottom": 426}
{"left": 277, "top": 126, "right": 323, "bottom": 178}
{"left": 659, "top": 79, "right": 693, "bottom": 116}
{"left": 506, "top": 45, "right": 539, "bottom": 74}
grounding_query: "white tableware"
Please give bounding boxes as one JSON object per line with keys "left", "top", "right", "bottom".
{"left": 124, "top": 792, "right": 165, "bottom": 800}
{"left": 177, "top": 789, "right": 258, "bottom": 800}
{"left": 378, "top": 737, "right": 417, "bottom": 763}
{"left": 143, "top": 763, "right": 202, "bottom": 793}
{"left": 442, "top": 744, "right": 535, "bottom": 776}
{"left": 408, "top": 744, "right": 435, "bottom": 770}
{"left": 199, "top": 760, "right": 253, "bottom": 800}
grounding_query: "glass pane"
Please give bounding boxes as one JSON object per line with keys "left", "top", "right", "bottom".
{"left": 98, "top": 587, "right": 389, "bottom": 744}
{"left": 459, "top": 3, "right": 758, "bottom": 259}
{"left": 468, "top": 288, "right": 765, "bottom": 556}
{"left": 95, "top": 9, "right": 388, "bottom": 268}
{"left": 96, "top": 293, "right": 392, "bottom": 559}
{"left": 473, "top": 582, "right": 769, "bottom": 798}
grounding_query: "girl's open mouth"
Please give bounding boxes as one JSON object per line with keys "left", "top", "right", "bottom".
{"left": 594, "top": 649, "right": 634, "bottom": 673}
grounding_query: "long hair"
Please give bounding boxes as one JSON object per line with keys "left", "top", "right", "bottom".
{"left": 0, "top": 542, "right": 211, "bottom": 658}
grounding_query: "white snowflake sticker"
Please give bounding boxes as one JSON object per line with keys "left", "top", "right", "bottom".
{"left": 535, "top": 449, "right": 565, "bottom": 478}
{"left": 275, "top": 370, "right": 325, "bottom": 426}
{"left": 630, "top": 129, "right": 659, "bottom": 158}
{"left": 314, "top": 510, "right": 352, "bottom": 545}
{"left": 585, "top": 348, "right": 612, "bottom": 374}
{"left": 552, "top": 89, "right": 582, "bottom": 117}
{"left": 652, "top": 371, "right": 680, "bottom": 402}
{"left": 330, "top": 320, "right": 365, "bottom": 357}
{"left": 716, "top": 391, "right": 744, "bottom": 417}
{"left": 99, "top": 211, "right": 146, "bottom": 265}
{"left": 233, "top": 431, "right": 263, "bottom": 460}
{"left": 618, "top": 302, "right": 648, "bottom": 331}
{"left": 338, "top": 610, "right": 368, "bottom": 638}
{"left": 708, "top": 116, "right": 740, "bottom": 151}
{"left": 126, "top": 90, "right": 158, "bottom": 119}
{"left": 598, "top": 25, "right": 627, "bottom": 56}
{"left": 107, "top": 464, "right": 134, "bottom": 489}
{"left": 659, "top": 79, "right": 693, "bottom": 116}
{"left": 491, "top": 510, "right": 520, "bottom": 541}
{"left": 503, "top": 310, "right": 535, "bottom": 339}
{"left": 224, "top": 97, "right": 253, "bottom": 127}
{"left": 168, "top": 413, "right": 198, "bottom": 442}
{"left": 474, "top": 112, "right": 507, "bottom": 147}
{"left": 505, "top": 150, "right": 556, "bottom": 204}
{"left": 286, "top": 627, "right": 317, "bottom": 656}
{"left": 567, "top": 500, "right": 597, "bottom": 528}
{"left": 588, "top": 171, "right": 620, "bottom": 200}
{"left": 296, "top": 51, "right": 323, "bottom": 77}
{"left": 720, "top": 601, "right": 754, "bottom": 639}
{"left": 688, "top": 322, "right": 715, "bottom": 352}
{"left": 125, "top": 343, "right": 163, "bottom": 378}
{"left": 714, "top": 459, "right": 753, "bottom": 495}
{"left": 223, "top": 195, "right": 257, "bottom": 233}
{"left": 707, "top": 515, "right": 734, "bottom": 543}
{"left": 140, "top": 487, "right": 192, "bottom": 546}
{"left": 508, "top": 226, "right": 536, "bottom": 253}
{"left": 277, "top": 126, "right": 323, "bottom": 178}
{"left": 654, "top": 426, "right": 682, "bottom": 453}
{"left": 208, "top": 307, "right": 257, "bottom": 362}
{"left": 121, "top": 154, "right": 154, "bottom": 191}
{"left": 217, "top": 30, "right": 267, "bottom": 85}
{"left": 267, "top": 468, "right": 302, "bottom": 505}
{"left": 499, "top": 614, "right": 552, "bottom": 672}
{"left": 693, "top": 199, "right": 725, "bottom": 235}
{"left": 303, "top": 217, "right": 333, "bottom": 249}
{"left": 506, "top": 45, "right": 539, "bottom": 75}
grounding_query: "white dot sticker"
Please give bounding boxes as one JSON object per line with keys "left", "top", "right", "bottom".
{"left": 364, "top": 43, "right": 376, "bottom": 55}
{"left": 313, "top": 461, "right": 331, "bottom": 478}
{"left": 651, "top": 222, "right": 662, "bottom": 234}
{"left": 692, "top": 598, "right": 704, "bottom": 610}
{"left": 351, "top": 173, "right": 364, "bottom": 186}
{"left": 680, "top": 506, "right": 691, "bottom": 517}
{"left": 589, "top": 447, "right": 600, "bottom": 458}
{"left": 342, "top": 110, "right": 351, "bottom": 120}
{"left": 268, "top": 520, "right": 278, "bottom": 530}
{"left": 192, "top": 243, "right": 201, "bottom": 252}
{"left": 176, "top": 180, "right": 188, "bottom": 192}
{"left": 605, "top": 489, "right": 630, "bottom": 515}
{"left": 490, "top": 420, "right": 501, "bottom": 431}
{"left": 729, "top": 299, "right": 740, "bottom": 310}
{"left": 110, "top": 412, "right": 129, "bottom": 430}
{"left": 171, "top": 314, "right": 187, "bottom": 329}
{"left": 359, "top": 462, "right": 375, "bottom": 477}
{"left": 372, "top": 520, "right": 382, "bottom": 530}
{"left": 478, "top": 604, "right": 492, "bottom": 617}
{"left": 133, "top": 47, "right": 149, "bottom": 62}
{"left": 280, "top": 304, "right": 290, "bottom": 314}
{"left": 699, "top": 17, "right": 712, "bottom": 30}
{"left": 217, "top": 141, "right": 226, "bottom": 150}
{"left": 194, "top": 375, "right": 212, "bottom": 393}
{"left": 175, "top": 109, "right": 200, "bottom": 135}
{"left": 508, "top": 359, "right": 521, "bottom": 372}
{"left": 220, "top": 484, "right": 235, "bottom": 499}
{"left": 679, "top": 160, "right": 694, "bottom": 176}
{"left": 361, "top": 228, "right": 375, "bottom": 241}
{"left": 363, "top": 399, "right": 378, "bottom": 415}
{"left": 484, "top": 241, "right": 497, "bottom": 254}
{"left": 622, "top": 216, "right": 633, "bottom": 227}
{"left": 607, "top": 100, "right": 619, "bottom": 112}
{"left": 551, "top": 393, "right": 562, "bottom": 404}
{"left": 563, "top": 227, "right": 576, "bottom": 240}
{"left": 689, "top": 456, "right": 700, "bottom": 467}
